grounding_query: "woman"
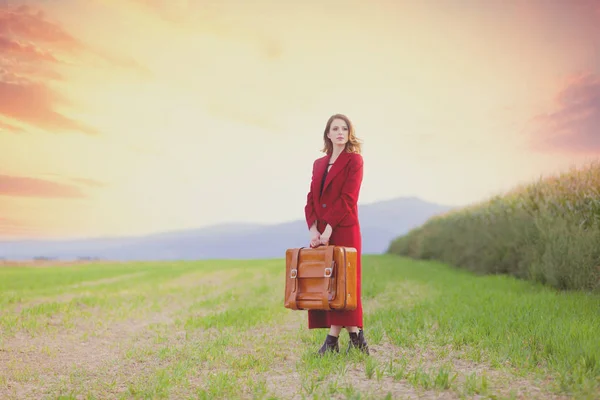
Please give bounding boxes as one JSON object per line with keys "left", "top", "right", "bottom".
{"left": 304, "top": 113, "right": 370, "bottom": 356}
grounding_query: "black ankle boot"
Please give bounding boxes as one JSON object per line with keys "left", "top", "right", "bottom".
{"left": 347, "top": 329, "right": 370, "bottom": 355}
{"left": 318, "top": 334, "right": 339, "bottom": 355}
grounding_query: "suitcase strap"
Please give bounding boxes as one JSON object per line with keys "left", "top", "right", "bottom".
{"left": 321, "top": 246, "right": 334, "bottom": 310}
{"left": 287, "top": 246, "right": 335, "bottom": 311}
{"left": 287, "top": 248, "right": 301, "bottom": 309}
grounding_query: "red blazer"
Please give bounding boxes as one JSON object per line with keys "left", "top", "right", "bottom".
{"left": 304, "top": 150, "right": 363, "bottom": 230}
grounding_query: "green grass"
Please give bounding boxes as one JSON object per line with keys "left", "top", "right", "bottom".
{"left": 0, "top": 254, "right": 598, "bottom": 399}
{"left": 388, "top": 160, "right": 600, "bottom": 293}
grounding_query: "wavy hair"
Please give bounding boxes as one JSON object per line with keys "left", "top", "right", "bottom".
{"left": 321, "top": 113, "right": 362, "bottom": 154}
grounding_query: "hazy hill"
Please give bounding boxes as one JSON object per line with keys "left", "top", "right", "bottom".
{"left": 0, "top": 197, "right": 454, "bottom": 261}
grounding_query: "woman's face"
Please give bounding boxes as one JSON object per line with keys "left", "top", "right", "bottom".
{"left": 327, "top": 118, "right": 349, "bottom": 146}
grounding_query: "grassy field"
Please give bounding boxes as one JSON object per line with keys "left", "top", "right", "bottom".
{"left": 0, "top": 254, "right": 598, "bottom": 399}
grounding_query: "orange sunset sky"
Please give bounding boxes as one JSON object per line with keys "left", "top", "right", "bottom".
{"left": 1, "top": 0, "right": 599, "bottom": 240}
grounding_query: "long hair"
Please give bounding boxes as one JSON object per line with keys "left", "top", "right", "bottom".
{"left": 321, "top": 113, "right": 362, "bottom": 154}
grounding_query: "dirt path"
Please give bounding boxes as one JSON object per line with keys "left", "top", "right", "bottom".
{"left": 0, "top": 268, "right": 245, "bottom": 399}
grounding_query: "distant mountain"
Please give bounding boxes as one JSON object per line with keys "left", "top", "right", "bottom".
{"left": 0, "top": 197, "right": 454, "bottom": 261}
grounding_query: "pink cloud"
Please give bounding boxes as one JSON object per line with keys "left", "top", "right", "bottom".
{"left": 530, "top": 72, "right": 600, "bottom": 154}
{"left": 0, "top": 175, "right": 86, "bottom": 199}
{"left": 0, "top": 5, "right": 97, "bottom": 135}
{"left": 0, "top": 36, "right": 60, "bottom": 63}
{"left": 0, "top": 5, "right": 82, "bottom": 50}
{"left": 1, "top": 60, "right": 63, "bottom": 82}
{"left": 0, "top": 4, "right": 149, "bottom": 135}
{"left": 0, "top": 119, "right": 24, "bottom": 133}
{"left": 0, "top": 79, "right": 99, "bottom": 135}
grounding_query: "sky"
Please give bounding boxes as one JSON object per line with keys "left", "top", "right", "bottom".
{"left": 0, "top": 0, "right": 599, "bottom": 239}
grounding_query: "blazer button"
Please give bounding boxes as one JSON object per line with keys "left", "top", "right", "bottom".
{"left": 322, "top": 204, "right": 326, "bottom": 208}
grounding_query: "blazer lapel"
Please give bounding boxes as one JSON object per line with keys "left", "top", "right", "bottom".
{"left": 322, "top": 151, "right": 350, "bottom": 193}
{"left": 314, "top": 156, "right": 328, "bottom": 195}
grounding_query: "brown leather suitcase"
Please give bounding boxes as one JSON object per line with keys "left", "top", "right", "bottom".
{"left": 284, "top": 245, "right": 358, "bottom": 311}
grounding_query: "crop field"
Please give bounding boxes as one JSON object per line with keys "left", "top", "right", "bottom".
{"left": 389, "top": 160, "right": 600, "bottom": 293}
{"left": 1, "top": 254, "right": 598, "bottom": 399}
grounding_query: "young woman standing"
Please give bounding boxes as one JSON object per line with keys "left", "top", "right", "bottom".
{"left": 304, "top": 113, "right": 369, "bottom": 355}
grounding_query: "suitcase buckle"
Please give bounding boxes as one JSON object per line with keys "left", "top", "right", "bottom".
{"left": 290, "top": 269, "right": 297, "bottom": 278}
{"left": 324, "top": 267, "right": 332, "bottom": 277}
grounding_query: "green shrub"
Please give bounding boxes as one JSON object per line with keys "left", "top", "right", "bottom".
{"left": 387, "top": 161, "right": 600, "bottom": 292}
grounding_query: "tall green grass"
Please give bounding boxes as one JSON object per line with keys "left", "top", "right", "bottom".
{"left": 387, "top": 160, "right": 600, "bottom": 292}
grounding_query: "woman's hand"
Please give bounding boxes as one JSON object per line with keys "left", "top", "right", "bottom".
{"left": 309, "top": 222, "right": 321, "bottom": 248}
{"left": 319, "top": 224, "right": 332, "bottom": 245}
{"left": 310, "top": 232, "right": 321, "bottom": 248}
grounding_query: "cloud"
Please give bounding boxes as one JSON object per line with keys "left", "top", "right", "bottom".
{"left": 0, "top": 5, "right": 83, "bottom": 50}
{"left": 0, "top": 79, "right": 100, "bottom": 135}
{"left": 0, "top": 119, "right": 25, "bottom": 133}
{"left": 0, "top": 5, "right": 98, "bottom": 135}
{"left": 0, "top": 4, "right": 149, "bottom": 135}
{"left": 0, "top": 59, "right": 63, "bottom": 82}
{"left": 0, "top": 36, "right": 60, "bottom": 63}
{"left": 530, "top": 73, "right": 600, "bottom": 154}
{"left": 0, "top": 175, "right": 86, "bottom": 199}
{"left": 1, "top": 4, "right": 151, "bottom": 72}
